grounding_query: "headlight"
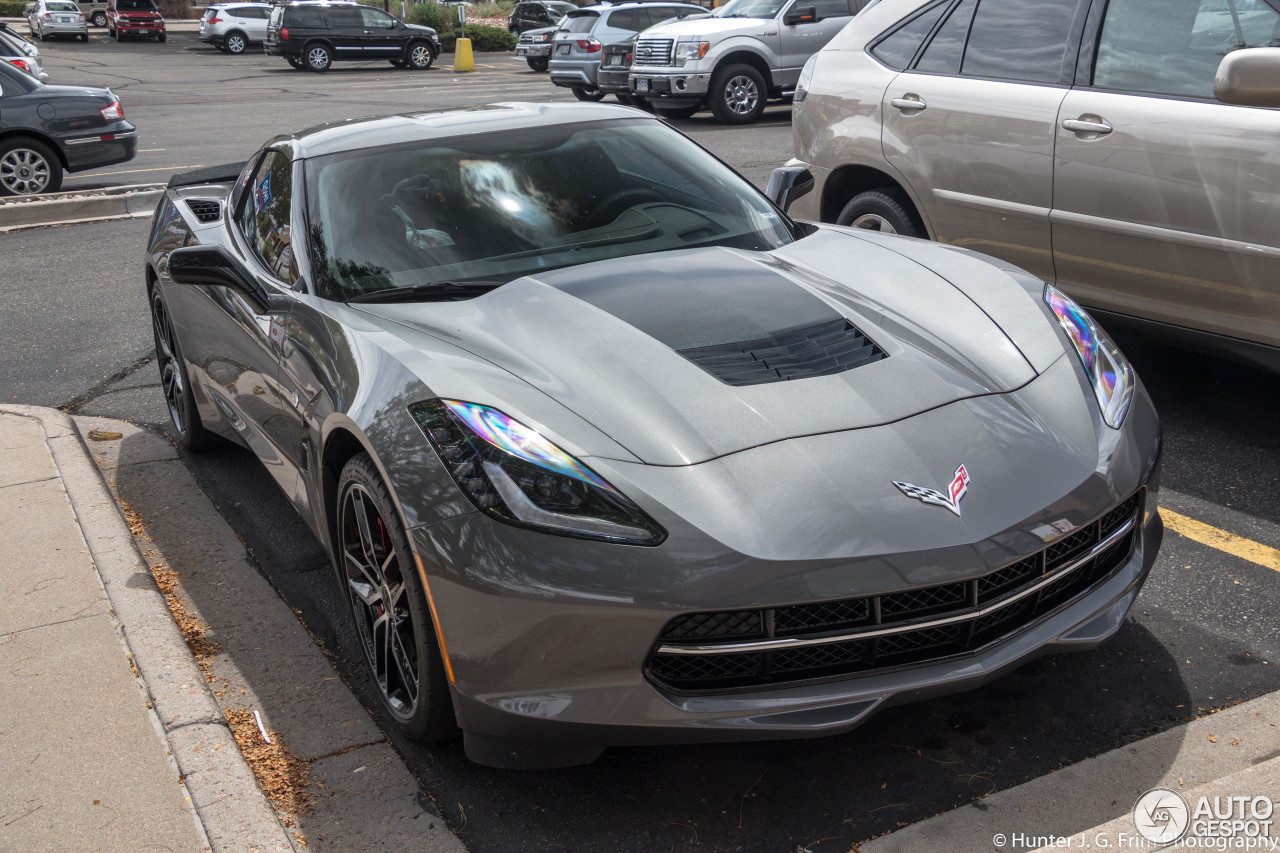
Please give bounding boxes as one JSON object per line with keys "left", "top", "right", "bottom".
{"left": 673, "top": 39, "right": 708, "bottom": 65}
{"left": 1044, "top": 285, "right": 1134, "bottom": 429}
{"left": 411, "top": 399, "right": 666, "bottom": 545}
{"left": 794, "top": 53, "right": 817, "bottom": 104}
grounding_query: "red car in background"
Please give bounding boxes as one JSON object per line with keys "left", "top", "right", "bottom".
{"left": 107, "top": 0, "right": 165, "bottom": 41}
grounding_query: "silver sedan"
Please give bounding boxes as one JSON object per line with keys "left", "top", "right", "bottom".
{"left": 26, "top": 0, "right": 89, "bottom": 41}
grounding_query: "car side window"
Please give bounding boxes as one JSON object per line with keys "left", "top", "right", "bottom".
{"left": 239, "top": 151, "right": 297, "bottom": 284}
{"left": 959, "top": 0, "right": 1079, "bottom": 83}
{"left": 329, "top": 6, "right": 362, "bottom": 27}
{"left": 1094, "top": 0, "right": 1280, "bottom": 99}
{"left": 869, "top": 1, "right": 948, "bottom": 70}
{"left": 915, "top": 0, "right": 975, "bottom": 74}
{"left": 359, "top": 7, "right": 395, "bottom": 28}
{"left": 810, "top": 0, "right": 851, "bottom": 19}
{"left": 607, "top": 9, "right": 638, "bottom": 31}
{"left": 288, "top": 6, "right": 322, "bottom": 26}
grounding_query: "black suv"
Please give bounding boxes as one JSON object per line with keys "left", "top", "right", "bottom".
{"left": 265, "top": 0, "right": 439, "bottom": 72}
{"left": 507, "top": 0, "right": 575, "bottom": 34}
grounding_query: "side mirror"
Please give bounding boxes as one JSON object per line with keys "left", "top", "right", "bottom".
{"left": 765, "top": 165, "right": 814, "bottom": 213}
{"left": 1214, "top": 47, "right": 1280, "bottom": 108}
{"left": 167, "top": 245, "right": 290, "bottom": 314}
{"left": 784, "top": 5, "right": 817, "bottom": 25}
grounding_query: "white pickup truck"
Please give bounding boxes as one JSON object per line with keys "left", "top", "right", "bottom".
{"left": 628, "top": 0, "right": 872, "bottom": 123}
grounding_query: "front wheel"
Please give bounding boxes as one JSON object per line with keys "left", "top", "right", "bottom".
{"left": 305, "top": 42, "right": 332, "bottom": 71}
{"left": 835, "top": 188, "right": 926, "bottom": 238}
{"left": 654, "top": 103, "right": 699, "bottom": 120}
{"left": 157, "top": 33, "right": 165, "bottom": 42}
{"left": 224, "top": 31, "right": 247, "bottom": 54}
{"left": 0, "top": 136, "right": 62, "bottom": 197}
{"left": 709, "top": 63, "right": 766, "bottom": 124}
{"left": 151, "top": 288, "right": 219, "bottom": 451}
{"left": 571, "top": 87, "right": 604, "bottom": 102}
{"left": 525, "top": 56, "right": 548, "bottom": 72}
{"left": 406, "top": 41, "right": 433, "bottom": 70}
{"left": 337, "top": 453, "right": 456, "bottom": 742}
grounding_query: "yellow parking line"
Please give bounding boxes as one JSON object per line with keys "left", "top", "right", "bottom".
{"left": 1161, "top": 508, "right": 1280, "bottom": 572}
{"left": 64, "top": 164, "right": 203, "bottom": 179}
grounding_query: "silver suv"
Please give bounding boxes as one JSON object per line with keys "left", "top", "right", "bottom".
{"left": 199, "top": 2, "right": 271, "bottom": 54}
{"left": 628, "top": 0, "right": 872, "bottom": 123}
{"left": 549, "top": 2, "right": 706, "bottom": 100}
{"left": 784, "top": 0, "right": 1280, "bottom": 369}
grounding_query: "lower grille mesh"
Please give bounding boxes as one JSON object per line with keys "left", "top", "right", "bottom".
{"left": 647, "top": 491, "right": 1144, "bottom": 691}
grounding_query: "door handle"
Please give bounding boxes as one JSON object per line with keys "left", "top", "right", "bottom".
{"left": 890, "top": 94, "right": 926, "bottom": 113}
{"left": 1062, "top": 117, "right": 1113, "bottom": 136}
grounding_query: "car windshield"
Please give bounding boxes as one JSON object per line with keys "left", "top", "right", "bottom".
{"left": 714, "top": 0, "right": 783, "bottom": 17}
{"left": 306, "top": 118, "right": 796, "bottom": 302}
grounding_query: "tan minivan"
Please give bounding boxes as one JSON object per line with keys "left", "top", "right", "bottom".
{"left": 782, "top": 0, "right": 1280, "bottom": 369}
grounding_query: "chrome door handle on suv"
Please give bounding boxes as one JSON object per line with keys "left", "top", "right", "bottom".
{"left": 890, "top": 94, "right": 926, "bottom": 113}
{"left": 1062, "top": 117, "right": 1113, "bottom": 136}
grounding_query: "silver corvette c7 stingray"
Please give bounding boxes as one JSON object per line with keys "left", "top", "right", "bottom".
{"left": 145, "top": 102, "right": 1163, "bottom": 768}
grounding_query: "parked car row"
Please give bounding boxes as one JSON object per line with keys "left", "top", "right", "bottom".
{"left": 0, "top": 22, "right": 47, "bottom": 81}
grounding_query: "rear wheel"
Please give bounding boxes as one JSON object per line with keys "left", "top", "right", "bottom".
{"left": 150, "top": 288, "right": 218, "bottom": 451}
{"left": 337, "top": 453, "right": 456, "bottom": 742}
{"left": 0, "top": 136, "right": 61, "bottom": 197}
{"left": 287, "top": 54, "right": 304, "bottom": 69}
{"left": 79, "top": 32, "right": 88, "bottom": 41}
{"left": 709, "top": 62, "right": 766, "bottom": 124}
{"left": 525, "top": 56, "right": 547, "bottom": 72}
{"left": 305, "top": 41, "right": 332, "bottom": 71}
{"left": 406, "top": 40, "right": 433, "bottom": 70}
{"left": 224, "top": 30, "right": 247, "bottom": 54}
{"left": 571, "top": 87, "right": 604, "bottom": 102}
{"left": 835, "top": 188, "right": 925, "bottom": 238}
{"left": 654, "top": 103, "right": 699, "bottom": 120}
{"left": 92, "top": 11, "right": 106, "bottom": 26}
{"left": 389, "top": 58, "right": 407, "bottom": 68}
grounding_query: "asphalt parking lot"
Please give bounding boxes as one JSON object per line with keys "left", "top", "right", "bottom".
{"left": 5, "top": 29, "right": 1280, "bottom": 853}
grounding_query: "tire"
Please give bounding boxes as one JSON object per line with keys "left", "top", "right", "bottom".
{"left": 150, "top": 287, "right": 219, "bottom": 451}
{"left": 223, "top": 30, "right": 247, "bottom": 54}
{"left": 525, "top": 56, "right": 548, "bottom": 72}
{"left": 389, "top": 58, "right": 407, "bottom": 68}
{"left": 654, "top": 103, "right": 699, "bottom": 120}
{"left": 157, "top": 33, "right": 165, "bottom": 42}
{"left": 406, "top": 40, "right": 433, "bottom": 70}
{"left": 710, "top": 63, "right": 766, "bottom": 124}
{"left": 79, "top": 32, "right": 88, "bottom": 41}
{"left": 287, "top": 54, "right": 304, "bottom": 69}
{"left": 39, "top": 29, "right": 49, "bottom": 41}
{"left": 835, "top": 188, "right": 926, "bottom": 238}
{"left": 92, "top": 11, "right": 106, "bottom": 26}
{"left": 336, "top": 453, "right": 456, "bottom": 742}
{"left": 304, "top": 41, "right": 332, "bottom": 72}
{"left": 571, "top": 87, "right": 604, "bottom": 102}
{"left": 0, "top": 136, "right": 62, "bottom": 197}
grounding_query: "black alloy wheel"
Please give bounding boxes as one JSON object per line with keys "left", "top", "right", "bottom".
{"left": 150, "top": 289, "right": 217, "bottom": 450}
{"left": 710, "top": 62, "right": 766, "bottom": 124}
{"left": 337, "top": 454, "right": 455, "bottom": 741}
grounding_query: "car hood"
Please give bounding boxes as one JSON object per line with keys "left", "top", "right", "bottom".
{"left": 352, "top": 228, "right": 1069, "bottom": 466}
{"left": 405, "top": 22, "right": 438, "bottom": 36}
{"left": 642, "top": 14, "right": 775, "bottom": 39}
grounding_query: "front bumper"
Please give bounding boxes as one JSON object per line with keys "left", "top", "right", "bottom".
{"left": 630, "top": 68, "right": 711, "bottom": 103}
{"left": 409, "top": 357, "right": 1164, "bottom": 767}
{"left": 515, "top": 42, "right": 551, "bottom": 57}
{"left": 115, "top": 20, "right": 164, "bottom": 34}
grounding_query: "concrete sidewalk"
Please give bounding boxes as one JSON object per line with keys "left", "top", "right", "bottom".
{"left": 0, "top": 407, "right": 291, "bottom": 852}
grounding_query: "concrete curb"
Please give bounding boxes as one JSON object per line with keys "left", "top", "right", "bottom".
{"left": 0, "top": 184, "right": 164, "bottom": 232}
{"left": 0, "top": 404, "right": 296, "bottom": 853}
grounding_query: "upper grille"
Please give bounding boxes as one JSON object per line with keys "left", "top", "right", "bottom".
{"left": 632, "top": 37, "right": 673, "bottom": 66}
{"left": 647, "top": 491, "right": 1144, "bottom": 692}
{"left": 185, "top": 199, "right": 222, "bottom": 223}
{"left": 679, "top": 319, "right": 887, "bottom": 386}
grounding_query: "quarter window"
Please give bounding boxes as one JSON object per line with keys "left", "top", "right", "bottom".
{"left": 240, "top": 151, "right": 297, "bottom": 283}
{"left": 1094, "top": 0, "right": 1280, "bottom": 99}
{"left": 960, "top": 0, "right": 1078, "bottom": 83}
{"left": 870, "top": 1, "right": 948, "bottom": 70}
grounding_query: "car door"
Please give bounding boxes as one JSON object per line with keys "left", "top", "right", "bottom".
{"left": 777, "top": 0, "right": 853, "bottom": 87}
{"left": 236, "top": 5, "right": 268, "bottom": 42}
{"left": 1051, "top": 0, "right": 1280, "bottom": 348}
{"left": 170, "top": 150, "right": 298, "bottom": 495}
{"left": 326, "top": 5, "right": 364, "bottom": 57}
{"left": 878, "top": 0, "right": 1085, "bottom": 283}
{"left": 358, "top": 7, "right": 401, "bottom": 56}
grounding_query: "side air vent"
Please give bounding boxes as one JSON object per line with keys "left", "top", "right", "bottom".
{"left": 185, "top": 199, "right": 222, "bottom": 223}
{"left": 678, "top": 319, "right": 887, "bottom": 386}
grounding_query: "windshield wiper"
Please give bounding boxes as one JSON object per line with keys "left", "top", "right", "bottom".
{"left": 345, "top": 280, "right": 504, "bottom": 304}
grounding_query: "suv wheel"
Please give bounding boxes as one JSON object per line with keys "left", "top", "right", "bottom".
{"left": 836, "top": 188, "right": 925, "bottom": 238}
{"left": 571, "top": 87, "right": 604, "bottom": 102}
{"left": 287, "top": 54, "right": 304, "bottom": 69}
{"left": 305, "top": 42, "right": 332, "bottom": 71}
{"left": 710, "top": 63, "right": 766, "bottom": 125}
{"left": 526, "top": 56, "right": 548, "bottom": 72}
{"left": 92, "top": 11, "right": 106, "bottom": 26}
{"left": 654, "top": 104, "right": 699, "bottom": 120}
{"left": 224, "top": 30, "right": 247, "bottom": 54}
{"left": 407, "top": 41, "right": 433, "bottom": 70}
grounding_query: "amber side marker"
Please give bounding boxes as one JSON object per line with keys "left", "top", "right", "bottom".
{"left": 415, "top": 553, "right": 457, "bottom": 684}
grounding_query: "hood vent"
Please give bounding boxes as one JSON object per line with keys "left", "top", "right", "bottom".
{"left": 185, "top": 198, "right": 222, "bottom": 223}
{"left": 678, "top": 319, "right": 887, "bottom": 386}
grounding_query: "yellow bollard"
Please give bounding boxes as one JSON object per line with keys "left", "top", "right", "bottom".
{"left": 453, "top": 38, "right": 475, "bottom": 72}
